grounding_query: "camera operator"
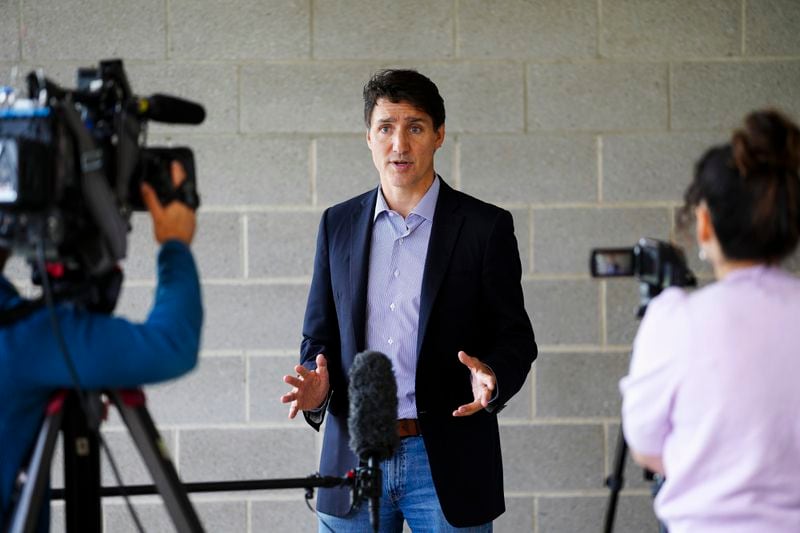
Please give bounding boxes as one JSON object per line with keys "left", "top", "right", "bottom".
{"left": 620, "top": 110, "right": 800, "bottom": 533}
{"left": 0, "top": 161, "right": 202, "bottom": 529}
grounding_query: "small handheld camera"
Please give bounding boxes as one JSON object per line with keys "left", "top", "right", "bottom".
{"left": 590, "top": 237, "right": 696, "bottom": 316}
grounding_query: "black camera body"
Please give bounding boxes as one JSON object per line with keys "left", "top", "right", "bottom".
{"left": 0, "top": 59, "right": 203, "bottom": 288}
{"left": 590, "top": 237, "right": 696, "bottom": 315}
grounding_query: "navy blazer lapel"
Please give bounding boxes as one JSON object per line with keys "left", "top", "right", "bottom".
{"left": 350, "top": 188, "right": 377, "bottom": 353}
{"left": 417, "top": 180, "right": 463, "bottom": 357}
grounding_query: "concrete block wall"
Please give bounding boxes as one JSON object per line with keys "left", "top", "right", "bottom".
{"left": 3, "top": 1, "right": 799, "bottom": 531}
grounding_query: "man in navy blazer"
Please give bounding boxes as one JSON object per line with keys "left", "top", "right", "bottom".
{"left": 281, "top": 69, "right": 536, "bottom": 531}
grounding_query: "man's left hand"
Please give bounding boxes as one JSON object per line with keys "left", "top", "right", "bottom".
{"left": 452, "top": 350, "right": 496, "bottom": 417}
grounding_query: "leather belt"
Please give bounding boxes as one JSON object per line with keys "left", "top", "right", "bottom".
{"left": 396, "top": 418, "right": 421, "bottom": 438}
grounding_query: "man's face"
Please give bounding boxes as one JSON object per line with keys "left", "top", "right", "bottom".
{"left": 366, "top": 98, "right": 445, "bottom": 196}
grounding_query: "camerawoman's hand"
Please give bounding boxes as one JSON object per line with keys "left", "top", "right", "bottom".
{"left": 141, "top": 161, "right": 196, "bottom": 245}
{"left": 281, "top": 353, "right": 330, "bottom": 419}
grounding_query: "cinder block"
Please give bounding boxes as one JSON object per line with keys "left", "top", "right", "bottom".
{"left": 122, "top": 213, "right": 159, "bottom": 282}
{"left": 459, "top": 0, "right": 596, "bottom": 59}
{"left": 746, "top": 0, "right": 800, "bottom": 56}
{"left": 316, "top": 135, "right": 377, "bottom": 206}
{"left": 126, "top": 211, "right": 242, "bottom": 281}
{"left": 315, "top": 136, "right": 455, "bottom": 207}
{"left": 251, "top": 498, "right": 319, "bottom": 531}
{"left": 178, "top": 427, "right": 317, "bottom": 482}
{"left": 202, "top": 283, "right": 308, "bottom": 350}
{"left": 103, "top": 501, "right": 173, "bottom": 533}
{"left": 0, "top": 12, "right": 19, "bottom": 61}
{"left": 21, "top": 0, "right": 165, "bottom": 61}
{"left": 508, "top": 208, "right": 531, "bottom": 275}
{"left": 249, "top": 355, "right": 298, "bottom": 423}
{"left": 498, "top": 369, "right": 533, "bottom": 420}
{"left": 169, "top": 0, "right": 310, "bottom": 60}
{"left": 495, "top": 496, "right": 534, "bottom": 533}
{"left": 313, "top": 1, "right": 453, "bottom": 59}
{"left": 533, "top": 207, "right": 672, "bottom": 275}
{"left": 421, "top": 63, "right": 525, "bottom": 133}
{"left": 605, "top": 279, "right": 643, "bottom": 346}
{"left": 528, "top": 63, "right": 668, "bottom": 131}
{"left": 523, "top": 279, "right": 599, "bottom": 346}
{"left": 537, "top": 352, "right": 629, "bottom": 417}
{"left": 49, "top": 502, "right": 64, "bottom": 533}
{"left": 460, "top": 134, "right": 597, "bottom": 204}
{"left": 247, "top": 211, "right": 321, "bottom": 278}
{"left": 500, "top": 424, "right": 605, "bottom": 491}
{"left": 11, "top": 62, "right": 80, "bottom": 88}
{"left": 601, "top": 0, "right": 739, "bottom": 58}
{"left": 97, "top": 428, "right": 177, "bottom": 486}
{"left": 193, "top": 499, "right": 248, "bottom": 533}
{"left": 103, "top": 499, "right": 246, "bottom": 533}
{"left": 167, "top": 135, "right": 312, "bottom": 207}
{"left": 537, "top": 495, "right": 658, "bottom": 533}
{"left": 114, "top": 285, "right": 155, "bottom": 323}
{"left": 146, "top": 355, "right": 246, "bottom": 425}
{"left": 195, "top": 212, "right": 244, "bottom": 279}
{"left": 672, "top": 61, "right": 800, "bottom": 130}
{"left": 241, "top": 64, "right": 377, "bottom": 133}
{"left": 3, "top": 254, "right": 30, "bottom": 282}
{"left": 603, "top": 132, "right": 727, "bottom": 202}
{"left": 125, "top": 63, "right": 240, "bottom": 135}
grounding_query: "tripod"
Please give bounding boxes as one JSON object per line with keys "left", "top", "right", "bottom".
{"left": 7, "top": 389, "right": 204, "bottom": 532}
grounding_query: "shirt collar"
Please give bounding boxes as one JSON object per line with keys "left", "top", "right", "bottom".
{"left": 373, "top": 175, "right": 441, "bottom": 222}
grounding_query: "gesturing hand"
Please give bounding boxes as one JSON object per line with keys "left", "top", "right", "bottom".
{"left": 452, "top": 351, "right": 496, "bottom": 417}
{"left": 281, "top": 353, "right": 330, "bottom": 419}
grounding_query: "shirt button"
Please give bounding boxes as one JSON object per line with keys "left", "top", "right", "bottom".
{"left": 394, "top": 270, "right": 399, "bottom": 277}
{"left": 400, "top": 238, "right": 404, "bottom": 244}
{"left": 388, "top": 338, "right": 394, "bottom": 345}
{"left": 390, "top": 303, "right": 395, "bottom": 311}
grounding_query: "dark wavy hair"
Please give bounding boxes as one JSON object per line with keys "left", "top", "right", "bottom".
{"left": 680, "top": 109, "right": 800, "bottom": 263}
{"left": 362, "top": 69, "right": 445, "bottom": 130}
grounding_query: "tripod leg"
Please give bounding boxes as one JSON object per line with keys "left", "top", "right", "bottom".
{"left": 63, "top": 393, "right": 102, "bottom": 532}
{"left": 603, "top": 426, "right": 628, "bottom": 533}
{"left": 110, "top": 390, "right": 205, "bottom": 533}
{"left": 7, "top": 397, "right": 65, "bottom": 533}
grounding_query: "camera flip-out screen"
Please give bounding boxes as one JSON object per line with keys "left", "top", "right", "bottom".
{"left": 590, "top": 248, "right": 635, "bottom": 277}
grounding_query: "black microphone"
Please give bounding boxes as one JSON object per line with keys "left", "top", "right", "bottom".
{"left": 348, "top": 351, "right": 398, "bottom": 533}
{"left": 132, "top": 93, "right": 206, "bottom": 125}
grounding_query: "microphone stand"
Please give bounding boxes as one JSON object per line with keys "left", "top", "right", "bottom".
{"left": 356, "top": 456, "right": 381, "bottom": 533}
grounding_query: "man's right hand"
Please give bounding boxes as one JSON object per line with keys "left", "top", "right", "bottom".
{"left": 281, "top": 353, "right": 330, "bottom": 419}
{"left": 141, "top": 161, "right": 196, "bottom": 245}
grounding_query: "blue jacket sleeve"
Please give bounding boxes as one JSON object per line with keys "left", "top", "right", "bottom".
{"left": 7, "top": 240, "right": 203, "bottom": 391}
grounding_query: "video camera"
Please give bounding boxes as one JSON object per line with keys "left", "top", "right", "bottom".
{"left": 590, "top": 237, "right": 696, "bottom": 315}
{"left": 0, "top": 59, "right": 204, "bottom": 311}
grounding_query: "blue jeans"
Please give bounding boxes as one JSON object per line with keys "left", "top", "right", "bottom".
{"left": 317, "top": 436, "right": 492, "bottom": 532}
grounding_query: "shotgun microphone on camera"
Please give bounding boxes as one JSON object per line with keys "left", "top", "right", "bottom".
{"left": 132, "top": 94, "right": 206, "bottom": 125}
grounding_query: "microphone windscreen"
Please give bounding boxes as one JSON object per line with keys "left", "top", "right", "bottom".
{"left": 139, "top": 94, "right": 206, "bottom": 125}
{"left": 348, "top": 351, "right": 399, "bottom": 462}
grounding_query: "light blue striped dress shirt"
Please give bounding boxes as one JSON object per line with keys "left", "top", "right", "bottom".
{"left": 365, "top": 176, "right": 440, "bottom": 419}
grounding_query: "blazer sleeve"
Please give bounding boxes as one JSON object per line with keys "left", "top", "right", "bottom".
{"left": 480, "top": 209, "right": 537, "bottom": 410}
{"left": 300, "top": 209, "right": 341, "bottom": 430}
